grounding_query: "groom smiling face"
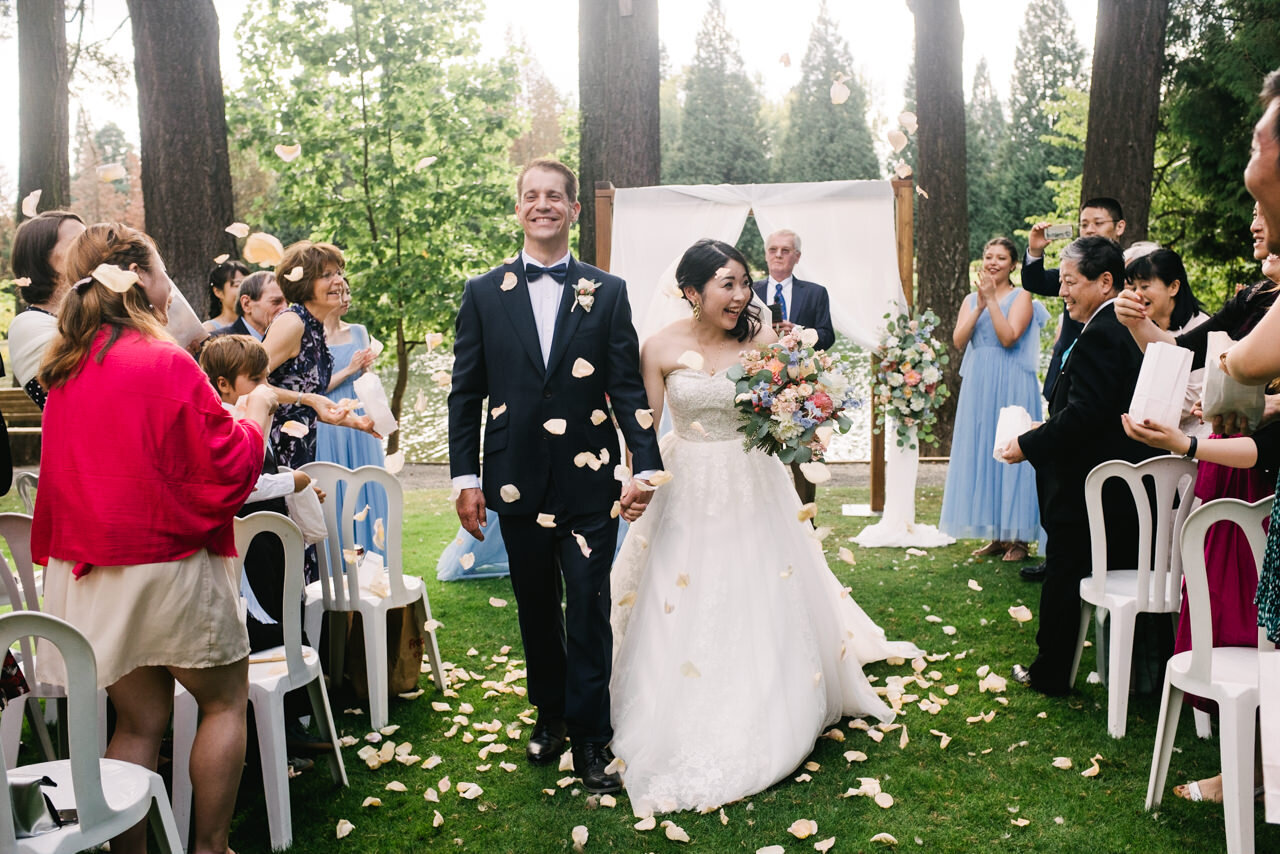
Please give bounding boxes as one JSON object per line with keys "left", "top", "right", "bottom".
{"left": 516, "top": 164, "right": 581, "bottom": 261}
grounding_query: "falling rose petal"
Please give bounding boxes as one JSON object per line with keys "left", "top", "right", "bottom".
{"left": 968, "top": 579, "right": 983, "bottom": 592}
{"left": 788, "top": 818, "right": 819, "bottom": 839}
{"left": 779, "top": 52, "right": 791, "bottom": 67}
{"left": 894, "top": 160, "right": 914, "bottom": 180}
{"left": 501, "top": 272, "right": 518, "bottom": 291}
{"left": 590, "top": 409, "right": 607, "bottom": 426}
{"left": 544, "top": 418, "right": 567, "bottom": 435}
{"left": 1052, "top": 757, "right": 1073, "bottom": 769}
{"left": 500, "top": 484, "right": 521, "bottom": 503}
{"left": 680, "top": 661, "right": 701, "bottom": 678}
{"left": 373, "top": 518, "right": 386, "bottom": 550}
{"left": 336, "top": 819, "right": 355, "bottom": 838}
{"left": 838, "top": 547, "right": 856, "bottom": 565}
{"left": 830, "top": 80, "right": 851, "bottom": 105}
{"left": 871, "top": 833, "right": 898, "bottom": 846}
{"left": 536, "top": 513, "right": 556, "bottom": 528}
{"left": 284, "top": 265, "right": 305, "bottom": 282}
{"left": 888, "top": 129, "right": 908, "bottom": 152}
{"left": 213, "top": 254, "right": 230, "bottom": 265}
{"left": 635, "top": 816, "right": 657, "bottom": 831}
{"left": 572, "top": 530, "right": 592, "bottom": 558}
{"left": 21, "top": 189, "right": 41, "bottom": 218}
{"left": 604, "top": 756, "right": 625, "bottom": 775}
{"left": 244, "top": 231, "right": 286, "bottom": 267}
{"left": 384, "top": 450, "right": 405, "bottom": 474}
{"left": 573, "top": 451, "right": 600, "bottom": 470}
{"left": 416, "top": 155, "right": 439, "bottom": 171}
{"left": 280, "top": 420, "right": 309, "bottom": 439}
{"left": 425, "top": 331, "right": 445, "bottom": 350}
{"left": 488, "top": 597, "right": 507, "bottom": 608}
{"left": 675, "top": 573, "right": 690, "bottom": 588}
{"left": 91, "top": 263, "right": 140, "bottom": 293}
{"left": 459, "top": 553, "right": 476, "bottom": 570}
{"left": 352, "top": 504, "right": 371, "bottom": 522}
{"left": 571, "top": 825, "right": 589, "bottom": 852}
{"left": 797, "top": 502, "right": 817, "bottom": 522}
{"left": 97, "top": 162, "right": 128, "bottom": 182}
{"left": 635, "top": 409, "right": 654, "bottom": 430}
{"left": 610, "top": 501, "right": 622, "bottom": 519}
{"left": 614, "top": 464, "right": 632, "bottom": 484}
{"left": 647, "top": 470, "right": 674, "bottom": 487}
{"left": 274, "top": 143, "right": 302, "bottom": 162}
{"left": 677, "top": 350, "right": 704, "bottom": 371}
{"left": 489, "top": 403, "right": 507, "bottom": 420}
{"left": 225, "top": 222, "right": 251, "bottom": 239}
{"left": 1009, "top": 605, "right": 1034, "bottom": 623}
{"left": 916, "top": 186, "right": 930, "bottom": 199}
{"left": 572, "top": 358, "right": 595, "bottom": 378}
{"left": 798, "top": 461, "right": 831, "bottom": 484}
{"left": 899, "top": 111, "right": 918, "bottom": 133}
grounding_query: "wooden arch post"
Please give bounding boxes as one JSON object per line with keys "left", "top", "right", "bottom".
{"left": 591, "top": 178, "right": 915, "bottom": 514}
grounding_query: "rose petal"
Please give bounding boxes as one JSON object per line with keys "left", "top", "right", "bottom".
{"left": 213, "top": 254, "right": 230, "bottom": 264}
{"left": 677, "top": 350, "right": 704, "bottom": 371}
{"left": 875, "top": 791, "right": 894, "bottom": 809}
{"left": 871, "top": 833, "right": 898, "bottom": 845}
{"left": 416, "top": 155, "right": 439, "bottom": 170}
{"left": 284, "top": 265, "right": 304, "bottom": 282}
{"left": 798, "top": 461, "right": 831, "bottom": 484}
{"left": 635, "top": 816, "right": 657, "bottom": 831}
{"left": 536, "top": 513, "right": 556, "bottom": 528}
{"left": 968, "top": 578, "right": 983, "bottom": 592}
{"left": 243, "top": 232, "right": 285, "bottom": 267}
{"left": 489, "top": 597, "right": 507, "bottom": 608}
{"left": 1009, "top": 605, "right": 1034, "bottom": 623}
{"left": 97, "top": 162, "right": 128, "bottom": 182}
{"left": 21, "top": 189, "right": 41, "bottom": 218}
{"left": 361, "top": 796, "right": 381, "bottom": 807}
{"left": 572, "top": 358, "right": 595, "bottom": 378}
{"left": 680, "top": 661, "right": 700, "bottom": 678}
{"left": 888, "top": 129, "right": 908, "bottom": 152}
{"left": 281, "top": 420, "right": 309, "bottom": 439}
{"left": 899, "top": 111, "right": 918, "bottom": 133}
{"left": 433, "top": 809, "right": 444, "bottom": 827}
{"left": 384, "top": 450, "right": 405, "bottom": 474}
{"left": 610, "top": 501, "right": 622, "bottom": 519}
{"left": 1052, "top": 756, "right": 1073, "bottom": 769}
{"left": 814, "top": 839, "right": 836, "bottom": 853}
{"left": 590, "top": 409, "right": 607, "bottom": 426}
{"left": 91, "top": 263, "right": 140, "bottom": 293}
{"left": 500, "top": 484, "right": 521, "bottom": 503}
{"left": 571, "top": 825, "right": 589, "bottom": 851}
{"left": 788, "top": 818, "right": 819, "bottom": 839}
{"left": 491, "top": 403, "right": 507, "bottom": 419}
{"left": 373, "top": 518, "right": 386, "bottom": 550}
{"left": 635, "top": 409, "right": 654, "bottom": 430}
{"left": 797, "top": 502, "right": 817, "bottom": 522}
{"left": 894, "top": 160, "right": 913, "bottom": 180}
{"left": 336, "top": 818, "right": 355, "bottom": 838}
{"left": 274, "top": 143, "right": 302, "bottom": 162}
{"left": 830, "top": 80, "right": 851, "bottom": 104}
{"left": 459, "top": 553, "right": 475, "bottom": 570}
{"left": 838, "top": 547, "right": 856, "bottom": 565}
{"left": 225, "top": 222, "right": 250, "bottom": 239}
{"left": 664, "top": 822, "right": 690, "bottom": 842}
{"left": 572, "top": 530, "right": 592, "bottom": 558}
{"left": 543, "top": 418, "right": 567, "bottom": 435}
{"left": 501, "top": 271, "right": 518, "bottom": 291}
{"left": 647, "top": 470, "right": 673, "bottom": 486}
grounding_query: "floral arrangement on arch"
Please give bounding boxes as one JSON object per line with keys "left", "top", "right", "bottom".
{"left": 873, "top": 308, "right": 950, "bottom": 450}
{"left": 725, "top": 325, "right": 861, "bottom": 464}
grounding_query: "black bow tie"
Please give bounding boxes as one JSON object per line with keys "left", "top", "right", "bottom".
{"left": 524, "top": 262, "right": 568, "bottom": 284}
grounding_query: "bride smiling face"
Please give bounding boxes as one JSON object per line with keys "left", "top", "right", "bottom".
{"left": 676, "top": 238, "right": 762, "bottom": 342}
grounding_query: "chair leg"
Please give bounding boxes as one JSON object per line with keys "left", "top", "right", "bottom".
{"left": 1218, "top": 703, "right": 1258, "bottom": 854}
{"left": 1069, "top": 602, "right": 1095, "bottom": 689}
{"left": 363, "top": 611, "right": 390, "bottom": 730}
{"left": 1194, "top": 708, "right": 1213, "bottom": 739}
{"left": 1106, "top": 608, "right": 1136, "bottom": 739}
{"left": 306, "top": 676, "right": 348, "bottom": 787}
{"left": 326, "top": 611, "right": 348, "bottom": 687}
{"left": 171, "top": 689, "right": 198, "bottom": 852}
{"left": 1146, "top": 678, "right": 1184, "bottom": 810}
{"left": 303, "top": 599, "right": 324, "bottom": 669}
{"left": 1, "top": 697, "right": 26, "bottom": 769}
{"left": 1093, "top": 607, "right": 1110, "bottom": 686}
{"left": 147, "top": 778, "right": 186, "bottom": 853}
{"left": 253, "top": 693, "right": 294, "bottom": 851}
{"left": 414, "top": 593, "right": 445, "bottom": 694}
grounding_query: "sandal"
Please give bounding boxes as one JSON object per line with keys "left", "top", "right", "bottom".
{"left": 1002, "top": 542, "right": 1030, "bottom": 562}
{"left": 971, "top": 541, "right": 1007, "bottom": 557}
{"left": 1173, "top": 776, "right": 1265, "bottom": 804}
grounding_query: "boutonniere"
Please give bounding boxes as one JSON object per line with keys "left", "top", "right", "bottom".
{"left": 572, "top": 278, "right": 599, "bottom": 313}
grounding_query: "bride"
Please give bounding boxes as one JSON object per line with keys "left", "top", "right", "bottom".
{"left": 609, "top": 238, "right": 923, "bottom": 817}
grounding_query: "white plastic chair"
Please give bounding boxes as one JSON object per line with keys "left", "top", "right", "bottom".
{"left": 172, "top": 512, "right": 348, "bottom": 851}
{"left": 0, "top": 611, "right": 184, "bottom": 853}
{"left": 300, "top": 463, "right": 444, "bottom": 729}
{"left": 1146, "top": 495, "right": 1273, "bottom": 854}
{"left": 15, "top": 471, "right": 38, "bottom": 515}
{"left": 1068, "top": 456, "right": 1198, "bottom": 738}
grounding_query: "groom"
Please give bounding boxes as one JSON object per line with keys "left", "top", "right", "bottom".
{"left": 448, "top": 158, "right": 663, "bottom": 794}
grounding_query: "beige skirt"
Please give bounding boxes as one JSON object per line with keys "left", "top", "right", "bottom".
{"left": 38, "top": 549, "right": 250, "bottom": 689}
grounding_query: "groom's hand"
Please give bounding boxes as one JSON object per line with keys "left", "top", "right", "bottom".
{"left": 456, "top": 487, "right": 487, "bottom": 541}
{"left": 620, "top": 480, "right": 653, "bottom": 522}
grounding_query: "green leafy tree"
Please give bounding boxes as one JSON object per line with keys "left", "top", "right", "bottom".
{"left": 966, "top": 58, "right": 1007, "bottom": 257}
{"left": 230, "top": 0, "right": 521, "bottom": 453}
{"left": 775, "top": 1, "right": 878, "bottom": 182}
{"left": 994, "top": 0, "right": 1087, "bottom": 230}
{"left": 664, "top": 0, "right": 769, "bottom": 185}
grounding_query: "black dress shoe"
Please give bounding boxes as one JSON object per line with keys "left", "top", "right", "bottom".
{"left": 1020, "top": 562, "right": 1049, "bottom": 581}
{"left": 573, "top": 742, "right": 622, "bottom": 795}
{"left": 1011, "top": 664, "right": 1032, "bottom": 685}
{"left": 526, "top": 717, "right": 568, "bottom": 765}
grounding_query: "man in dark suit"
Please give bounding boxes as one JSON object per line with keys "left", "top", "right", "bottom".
{"left": 754, "top": 228, "right": 835, "bottom": 506}
{"left": 448, "top": 159, "right": 663, "bottom": 794}
{"left": 221, "top": 270, "right": 287, "bottom": 341}
{"left": 1001, "top": 236, "right": 1158, "bottom": 696}
{"left": 1019, "top": 198, "right": 1126, "bottom": 581}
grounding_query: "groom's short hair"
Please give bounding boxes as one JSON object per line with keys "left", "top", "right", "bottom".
{"left": 517, "top": 158, "right": 578, "bottom": 204}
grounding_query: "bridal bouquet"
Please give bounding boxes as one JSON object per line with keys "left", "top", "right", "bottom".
{"left": 725, "top": 326, "right": 860, "bottom": 464}
{"left": 873, "top": 308, "right": 950, "bottom": 449}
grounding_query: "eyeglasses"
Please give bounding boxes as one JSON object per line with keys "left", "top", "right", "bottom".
{"left": 1079, "top": 219, "right": 1114, "bottom": 229}
{"left": 321, "top": 269, "right": 346, "bottom": 281}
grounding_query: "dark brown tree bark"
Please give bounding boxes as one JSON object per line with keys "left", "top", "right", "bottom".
{"left": 17, "top": 0, "right": 71, "bottom": 219}
{"left": 578, "top": 0, "right": 660, "bottom": 267}
{"left": 126, "top": 0, "right": 236, "bottom": 308}
{"left": 910, "top": 0, "right": 969, "bottom": 455}
{"left": 1081, "top": 0, "right": 1169, "bottom": 244}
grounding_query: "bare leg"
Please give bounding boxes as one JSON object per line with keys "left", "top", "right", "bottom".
{"left": 171, "top": 658, "right": 250, "bottom": 854}
{"left": 104, "top": 666, "right": 177, "bottom": 854}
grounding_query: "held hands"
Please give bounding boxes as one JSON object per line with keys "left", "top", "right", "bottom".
{"left": 456, "top": 487, "right": 487, "bottom": 541}
{"left": 619, "top": 479, "right": 653, "bottom": 522}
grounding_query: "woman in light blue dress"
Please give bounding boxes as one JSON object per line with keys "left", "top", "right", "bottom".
{"left": 317, "top": 283, "right": 389, "bottom": 557}
{"left": 940, "top": 237, "right": 1048, "bottom": 561}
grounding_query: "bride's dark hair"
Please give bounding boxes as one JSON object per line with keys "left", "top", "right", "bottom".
{"left": 676, "top": 238, "right": 762, "bottom": 343}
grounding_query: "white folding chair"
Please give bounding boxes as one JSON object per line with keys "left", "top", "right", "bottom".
{"left": 1068, "top": 456, "right": 1198, "bottom": 738}
{"left": 1146, "top": 495, "right": 1273, "bottom": 854}
{"left": 0, "top": 611, "right": 184, "bottom": 853}
{"left": 172, "top": 512, "right": 348, "bottom": 851}
{"left": 14, "top": 471, "right": 38, "bottom": 515}
{"left": 300, "top": 463, "right": 444, "bottom": 729}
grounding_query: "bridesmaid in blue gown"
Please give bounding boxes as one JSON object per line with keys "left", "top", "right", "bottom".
{"left": 317, "top": 282, "right": 390, "bottom": 557}
{"left": 939, "top": 237, "right": 1048, "bottom": 562}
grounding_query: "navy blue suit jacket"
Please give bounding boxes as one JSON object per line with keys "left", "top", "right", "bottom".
{"left": 752, "top": 278, "right": 836, "bottom": 351}
{"left": 1021, "top": 256, "right": 1081, "bottom": 398}
{"left": 448, "top": 256, "right": 662, "bottom": 516}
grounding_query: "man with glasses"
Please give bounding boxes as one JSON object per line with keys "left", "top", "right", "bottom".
{"left": 1018, "top": 198, "right": 1126, "bottom": 582}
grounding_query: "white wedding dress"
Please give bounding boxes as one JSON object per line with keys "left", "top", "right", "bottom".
{"left": 609, "top": 369, "right": 923, "bottom": 816}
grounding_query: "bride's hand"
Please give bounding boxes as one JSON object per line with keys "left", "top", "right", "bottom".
{"left": 620, "top": 480, "right": 652, "bottom": 521}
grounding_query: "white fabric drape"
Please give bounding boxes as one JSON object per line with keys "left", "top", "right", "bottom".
{"left": 609, "top": 180, "right": 907, "bottom": 348}
{"left": 852, "top": 421, "right": 956, "bottom": 548}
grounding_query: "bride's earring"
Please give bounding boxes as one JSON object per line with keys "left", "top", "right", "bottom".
{"left": 692, "top": 301, "right": 702, "bottom": 321}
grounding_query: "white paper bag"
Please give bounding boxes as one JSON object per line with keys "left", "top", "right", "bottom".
{"left": 164, "top": 284, "right": 209, "bottom": 353}
{"left": 283, "top": 476, "right": 329, "bottom": 545}
{"left": 353, "top": 371, "right": 399, "bottom": 437}
{"left": 1202, "top": 330, "right": 1265, "bottom": 428}
{"left": 1128, "top": 341, "right": 1194, "bottom": 430}
{"left": 992, "top": 405, "right": 1032, "bottom": 461}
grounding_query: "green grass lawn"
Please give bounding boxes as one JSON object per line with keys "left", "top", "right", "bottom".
{"left": 211, "top": 485, "right": 1275, "bottom": 854}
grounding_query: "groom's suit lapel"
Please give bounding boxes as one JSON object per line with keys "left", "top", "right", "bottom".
{"left": 545, "top": 257, "right": 586, "bottom": 378}
{"left": 495, "top": 258, "right": 547, "bottom": 379}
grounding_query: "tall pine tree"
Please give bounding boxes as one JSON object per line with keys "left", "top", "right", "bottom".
{"left": 664, "top": 0, "right": 769, "bottom": 185}
{"left": 966, "top": 58, "right": 1007, "bottom": 257}
{"left": 994, "top": 0, "right": 1087, "bottom": 229}
{"left": 776, "top": 1, "right": 878, "bottom": 182}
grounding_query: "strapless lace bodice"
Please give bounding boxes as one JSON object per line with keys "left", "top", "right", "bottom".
{"left": 665, "top": 369, "right": 742, "bottom": 442}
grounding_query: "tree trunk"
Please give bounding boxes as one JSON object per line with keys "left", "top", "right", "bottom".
{"left": 1081, "top": 0, "right": 1169, "bottom": 245}
{"left": 388, "top": 317, "right": 412, "bottom": 457}
{"left": 911, "top": 0, "right": 969, "bottom": 455}
{"left": 126, "top": 0, "right": 236, "bottom": 309}
{"left": 578, "top": 0, "right": 660, "bottom": 267}
{"left": 17, "top": 0, "right": 71, "bottom": 218}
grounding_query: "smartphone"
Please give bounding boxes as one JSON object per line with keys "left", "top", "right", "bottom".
{"left": 1045, "top": 224, "right": 1073, "bottom": 241}
{"left": 769, "top": 303, "right": 784, "bottom": 326}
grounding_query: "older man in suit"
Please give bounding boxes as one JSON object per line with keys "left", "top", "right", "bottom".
{"left": 754, "top": 228, "right": 836, "bottom": 507}
{"left": 1001, "top": 236, "right": 1158, "bottom": 696}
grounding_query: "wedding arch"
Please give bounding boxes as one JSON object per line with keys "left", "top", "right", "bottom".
{"left": 593, "top": 178, "right": 916, "bottom": 512}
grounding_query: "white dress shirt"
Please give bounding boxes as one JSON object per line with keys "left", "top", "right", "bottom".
{"left": 764, "top": 276, "right": 795, "bottom": 320}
